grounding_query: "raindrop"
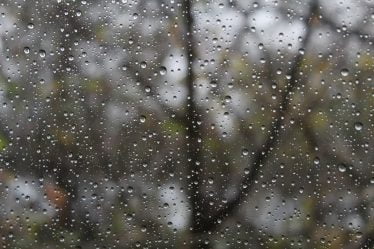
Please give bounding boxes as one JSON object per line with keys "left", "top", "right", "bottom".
{"left": 127, "top": 186, "right": 134, "bottom": 193}
{"left": 140, "top": 115, "right": 146, "bottom": 123}
{"left": 39, "top": 50, "right": 46, "bottom": 58}
{"left": 340, "top": 68, "right": 349, "bottom": 77}
{"left": 354, "top": 122, "right": 363, "bottom": 131}
{"left": 140, "top": 61, "right": 147, "bottom": 69}
{"left": 210, "top": 81, "right": 217, "bottom": 88}
{"left": 159, "top": 66, "right": 167, "bottom": 75}
{"left": 23, "top": 47, "right": 30, "bottom": 54}
{"left": 224, "top": 95, "right": 232, "bottom": 103}
{"left": 338, "top": 164, "right": 347, "bottom": 173}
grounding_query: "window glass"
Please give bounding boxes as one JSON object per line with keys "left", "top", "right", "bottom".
{"left": 0, "top": 0, "right": 373, "bottom": 248}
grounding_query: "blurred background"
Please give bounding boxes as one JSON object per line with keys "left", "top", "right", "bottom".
{"left": 0, "top": 0, "right": 373, "bottom": 248}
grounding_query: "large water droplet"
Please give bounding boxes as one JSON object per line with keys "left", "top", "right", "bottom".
{"left": 140, "top": 115, "right": 146, "bottom": 123}
{"left": 354, "top": 122, "right": 363, "bottom": 131}
{"left": 159, "top": 66, "right": 167, "bottom": 75}
{"left": 23, "top": 47, "right": 30, "bottom": 54}
{"left": 340, "top": 68, "right": 349, "bottom": 77}
{"left": 338, "top": 164, "right": 347, "bottom": 173}
{"left": 140, "top": 61, "right": 147, "bottom": 69}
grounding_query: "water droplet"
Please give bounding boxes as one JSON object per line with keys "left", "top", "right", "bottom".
{"left": 159, "top": 66, "right": 167, "bottom": 75}
{"left": 39, "top": 50, "right": 46, "bottom": 58}
{"left": 354, "top": 122, "right": 363, "bottom": 131}
{"left": 340, "top": 68, "right": 349, "bottom": 77}
{"left": 140, "top": 115, "right": 146, "bottom": 123}
{"left": 23, "top": 47, "right": 30, "bottom": 54}
{"left": 140, "top": 61, "right": 147, "bottom": 69}
{"left": 338, "top": 164, "right": 347, "bottom": 173}
{"left": 127, "top": 186, "right": 134, "bottom": 193}
{"left": 210, "top": 81, "right": 217, "bottom": 88}
{"left": 356, "top": 232, "right": 363, "bottom": 239}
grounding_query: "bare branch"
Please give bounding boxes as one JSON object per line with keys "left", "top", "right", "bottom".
{"left": 320, "top": 12, "right": 374, "bottom": 46}
{"left": 301, "top": 118, "right": 371, "bottom": 186}
{"left": 181, "top": 0, "right": 205, "bottom": 232}
{"left": 195, "top": 0, "right": 320, "bottom": 233}
{"left": 343, "top": 228, "right": 374, "bottom": 249}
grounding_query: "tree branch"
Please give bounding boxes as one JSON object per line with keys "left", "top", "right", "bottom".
{"left": 319, "top": 11, "right": 374, "bottom": 46}
{"left": 196, "top": 0, "right": 320, "bottom": 233}
{"left": 181, "top": 0, "right": 205, "bottom": 232}
{"left": 343, "top": 228, "right": 374, "bottom": 249}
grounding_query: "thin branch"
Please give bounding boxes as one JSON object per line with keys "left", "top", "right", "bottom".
{"left": 123, "top": 63, "right": 185, "bottom": 122}
{"left": 195, "top": 0, "right": 320, "bottom": 233}
{"left": 343, "top": 228, "right": 374, "bottom": 249}
{"left": 181, "top": 0, "right": 205, "bottom": 232}
{"left": 301, "top": 118, "right": 371, "bottom": 186}
{"left": 279, "top": 3, "right": 374, "bottom": 46}
{"left": 320, "top": 12, "right": 374, "bottom": 46}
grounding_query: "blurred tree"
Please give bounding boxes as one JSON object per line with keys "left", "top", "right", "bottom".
{"left": 0, "top": 0, "right": 372, "bottom": 248}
